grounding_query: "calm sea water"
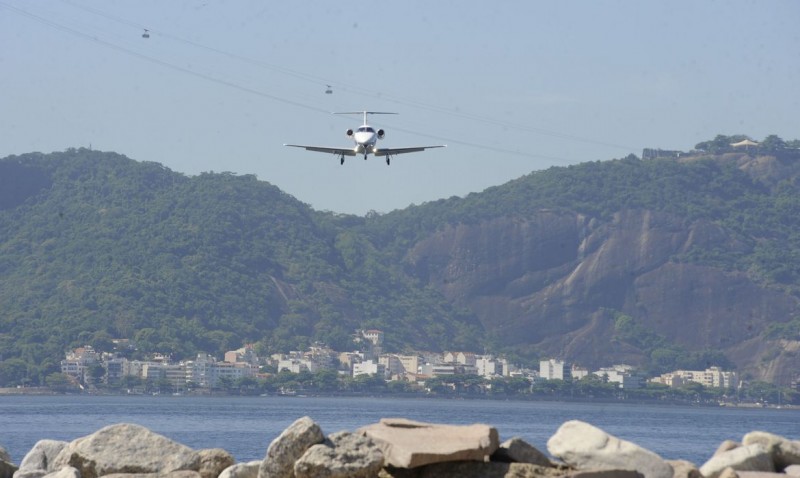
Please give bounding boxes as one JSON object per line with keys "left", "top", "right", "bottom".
{"left": 1, "top": 395, "right": 798, "bottom": 466}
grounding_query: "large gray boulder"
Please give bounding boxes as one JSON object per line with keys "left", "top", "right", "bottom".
{"left": 1, "top": 460, "right": 17, "bottom": 478}
{"left": 40, "top": 467, "right": 79, "bottom": 478}
{"left": 358, "top": 418, "right": 499, "bottom": 469}
{"left": 742, "top": 432, "right": 800, "bottom": 470}
{"left": 666, "top": 460, "right": 702, "bottom": 478}
{"left": 547, "top": 420, "right": 673, "bottom": 478}
{"left": 219, "top": 461, "right": 260, "bottom": 478}
{"left": 258, "top": 416, "right": 324, "bottom": 478}
{"left": 378, "top": 461, "right": 638, "bottom": 478}
{"left": 99, "top": 472, "right": 201, "bottom": 478}
{"left": 0, "top": 446, "right": 15, "bottom": 478}
{"left": 491, "top": 437, "right": 553, "bottom": 467}
{"left": 197, "top": 448, "right": 235, "bottom": 478}
{"left": 699, "top": 443, "right": 774, "bottom": 478}
{"left": 293, "top": 431, "right": 383, "bottom": 478}
{"left": 50, "top": 423, "right": 200, "bottom": 478}
{"left": 13, "top": 439, "right": 68, "bottom": 478}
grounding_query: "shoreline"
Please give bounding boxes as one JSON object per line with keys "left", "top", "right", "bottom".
{"left": 2, "top": 386, "right": 797, "bottom": 409}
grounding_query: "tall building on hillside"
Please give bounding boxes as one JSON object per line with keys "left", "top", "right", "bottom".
{"left": 539, "top": 359, "right": 571, "bottom": 380}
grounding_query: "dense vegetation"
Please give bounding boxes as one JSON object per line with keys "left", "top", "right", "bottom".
{"left": 365, "top": 136, "right": 800, "bottom": 286}
{"left": 0, "top": 149, "right": 481, "bottom": 385}
{"left": 2, "top": 134, "right": 800, "bottom": 387}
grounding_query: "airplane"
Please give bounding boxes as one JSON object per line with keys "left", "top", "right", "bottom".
{"left": 284, "top": 111, "right": 446, "bottom": 165}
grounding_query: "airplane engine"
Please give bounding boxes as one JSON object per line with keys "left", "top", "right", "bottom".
{"left": 345, "top": 129, "right": 354, "bottom": 137}
{"left": 377, "top": 129, "right": 385, "bottom": 139}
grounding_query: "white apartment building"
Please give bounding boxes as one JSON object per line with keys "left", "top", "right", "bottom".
{"left": 397, "top": 355, "right": 421, "bottom": 375}
{"left": 539, "top": 359, "right": 571, "bottom": 380}
{"left": 653, "top": 367, "right": 738, "bottom": 389}
{"left": 475, "top": 355, "right": 504, "bottom": 378}
{"left": 594, "top": 364, "right": 642, "bottom": 389}
{"left": 353, "top": 360, "right": 386, "bottom": 378}
{"left": 224, "top": 344, "right": 259, "bottom": 365}
{"left": 277, "top": 358, "right": 318, "bottom": 374}
{"left": 379, "top": 355, "right": 405, "bottom": 376}
{"left": 60, "top": 346, "right": 100, "bottom": 383}
{"left": 443, "top": 351, "right": 477, "bottom": 366}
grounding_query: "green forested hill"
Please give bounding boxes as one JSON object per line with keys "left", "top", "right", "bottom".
{"left": 2, "top": 140, "right": 800, "bottom": 386}
{"left": 0, "top": 149, "right": 480, "bottom": 384}
{"left": 366, "top": 152, "right": 800, "bottom": 286}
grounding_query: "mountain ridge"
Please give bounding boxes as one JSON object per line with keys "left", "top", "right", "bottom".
{"left": 2, "top": 144, "right": 799, "bottom": 385}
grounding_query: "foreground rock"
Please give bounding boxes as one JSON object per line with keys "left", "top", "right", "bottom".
{"left": 3, "top": 417, "right": 798, "bottom": 478}
{"left": 14, "top": 439, "right": 67, "bottom": 478}
{"left": 258, "top": 416, "right": 324, "bottom": 478}
{"left": 358, "top": 418, "right": 499, "bottom": 469}
{"left": 547, "top": 420, "right": 673, "bottom": 478}
{"left": 699, "top": 444, "right": 774, "bottom": 478}
{"left": 743, "top": 431, "right": 800, "bottom": 470}
{"left": 1, "top": 446, "right": 17, "bottom": 478}
{"left": 492, "top": 437, "right": 554, "bottom": 467}
{"left": 48, "top": 423, "right": 231, "bottom": 478}
{"left": 293, "top": 431, "right": 383, "bottom": 478}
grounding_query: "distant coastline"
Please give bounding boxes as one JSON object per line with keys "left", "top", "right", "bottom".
{"left": 2, "top": 386, "right": 797, "bottom": 410}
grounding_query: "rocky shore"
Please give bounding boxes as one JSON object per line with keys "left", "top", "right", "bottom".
{"left": 1, "top": 418, "right": 798, "bottom": 478}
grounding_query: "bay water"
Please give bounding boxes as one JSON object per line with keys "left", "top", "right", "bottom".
{"left": 1, "top": 395, "right": 798, "bottom": 466}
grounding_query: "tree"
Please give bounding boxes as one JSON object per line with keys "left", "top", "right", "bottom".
{"left": 45, "top": 372, "right": 75, "bottom": 392}
{"left": 760, "top": 135, "right": 786, "bottom": 153}
{"left": 87, "top": 363, "right": 107, "bottom": 384}
{"left": 0, "top": 358, "right": 28, "bottom": 386}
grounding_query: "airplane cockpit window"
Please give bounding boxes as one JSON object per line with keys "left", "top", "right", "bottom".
{"left": 357, "top": 127, "right": 375, "bottom": 133}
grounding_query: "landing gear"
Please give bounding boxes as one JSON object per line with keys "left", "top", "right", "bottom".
{"left": 340, "top": 155, "right": 345, "bottom": 165}
{"left": 386, "top": 156, "right": 391, "bottom": 166}
{"left": 364, "top": 153, "right": 368, "bottom": 160}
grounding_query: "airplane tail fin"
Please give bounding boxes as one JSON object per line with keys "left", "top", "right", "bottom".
{"left": 334, "top": 111, "right": 398, "bottom": 124}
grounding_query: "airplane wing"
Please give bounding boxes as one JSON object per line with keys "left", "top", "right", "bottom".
{"left": 284, "top": 144, "right": 357, "bottom": 156}
{"left": 373, "top": 145, "right": 446, "bottom": 156}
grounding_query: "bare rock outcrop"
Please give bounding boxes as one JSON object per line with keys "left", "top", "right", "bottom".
{"left": 41, "top": 467, "right": 79, "bottom": 478}
{"left": 218, "top": 461, "right": 260, "bottom": 478}
{"left": 358, "top": 418, "right": 499, "bottom": 469}
{"left": 742, "top": 431, "right": 800, "bottom": 470}
{"left": 293, "top": 431, "right": 383, "bottom": 478}
{"left": 699, "top": 444, "right": 774, "bottom": 478}
{"left": 197, "top": 449, "right": 235, "bottom": 478}
{"left": 13, "top": 439, "right": 67, "bottom": 478}
{"left": 5, "top": 418, "right": 797, "bottom": 478}
{"left": 492, "top": 437, "right": 554, "bottom": 467}
{"left": 257, "top": 416, "right": 324, "bottom": 478}
{"left": 547, "top": 420, "right": 673, "bottom": 478}
{"left": 50, "top": 423, "right": 201, "bottom": 478}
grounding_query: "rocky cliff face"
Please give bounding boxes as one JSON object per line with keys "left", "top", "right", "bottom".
{"left": 404, "top": 206, "right": 800, "bottom": 383}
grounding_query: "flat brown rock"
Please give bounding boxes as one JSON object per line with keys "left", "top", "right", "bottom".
{"left": 358, "top": 418, "right": 499, "bottom": 469}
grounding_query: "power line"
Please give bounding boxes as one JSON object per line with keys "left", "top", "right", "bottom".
{"left": 2, "top": 0, "right": 636, "bottom": 160}
{"left": 50, "top": 0, "right": 638, "bottom": 152}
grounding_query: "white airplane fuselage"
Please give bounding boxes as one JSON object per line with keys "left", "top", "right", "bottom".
{"left": 349, "top": 125, "right": 384, "bottom": 158}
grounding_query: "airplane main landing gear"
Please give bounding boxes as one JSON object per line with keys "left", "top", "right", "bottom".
{"left": 386, "top": 157, "right": 391, "bottom": 166}
{"left": 340, "top": 155, "right": 345, "bottom": 165}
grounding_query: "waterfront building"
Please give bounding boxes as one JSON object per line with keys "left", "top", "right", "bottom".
{"left": 539, "top": 359, "right": 571, "bottom": 380}
{"left": 594, "top": 364, "right": 643, "bottom": 389}
{"left": 654, "top": 367, "right": 738, "bottom": 389}
{"left": 60, "top": 346, "right": 100, "bottom": 383}
{"left": 353, "top": 360, "right": 386, "bottom": 378}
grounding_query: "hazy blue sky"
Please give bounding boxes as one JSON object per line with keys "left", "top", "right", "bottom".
{"left": 2, "top": 1, "right": 798, "bottom": 215}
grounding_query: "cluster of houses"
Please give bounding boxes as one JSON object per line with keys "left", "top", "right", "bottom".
{"left": 539, "top": 359, "right": 738, "bottom": 390}
{"left": 60, "top": 329, "right": 738, "bottom": 392}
